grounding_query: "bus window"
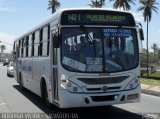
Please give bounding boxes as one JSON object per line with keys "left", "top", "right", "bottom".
{"left": 25, "top": 36, "right": 29, "bottom": 57}
{"left": 21, "top": 39, "right": 24, "bottom": 57}
{"left": 34, "top": 30, "right": 40, "bottom": 57}
{"left": 42, "top": 26, "right": 49, "bottom": 56}
{"left": 32, "top": 33, "right": 35, "bottom": 56}
{"left": 39, "top": 29, "right": 43, "bottom": 56}
{"left": 28, "top": 34, "right": 32, "bottom": 57}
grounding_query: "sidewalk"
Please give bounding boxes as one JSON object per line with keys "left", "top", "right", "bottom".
{"left": 141, "top": 84, "right": 160, "bottom": 97}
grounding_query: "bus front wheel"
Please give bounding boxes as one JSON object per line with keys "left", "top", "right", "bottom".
{"left": 42, "top": 82, "right": 52, "bottom": 108}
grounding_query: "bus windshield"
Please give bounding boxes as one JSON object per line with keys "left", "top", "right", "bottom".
{"left": 61, "top": 27, "right": 138, "bottom": 73}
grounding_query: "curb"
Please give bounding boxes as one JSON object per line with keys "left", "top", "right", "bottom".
{"left": 141, "top": 89, "right": 160, "bottom": 97}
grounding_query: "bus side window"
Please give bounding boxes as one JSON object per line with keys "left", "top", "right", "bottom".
{"left": 39, "top": 28, "right": 43, "bottom": 56}
{"left": 32, "top": 33, "right": 35, "bottom": 57}
{"left": 23, "top": 38, "right": 26, "bottom": 57}
{"left": 34, "top": 30, "right": 40, "bottom": 57}
{"left": 48, "top": 25, "right": 50, "bottom": 40}
{"left": 26, "top": 36, "right": 29, "bottom": 57}
{"left": 21, "top": 39, "right": 24, "bottom": 58}
{"left": 42, "top": 26, "right": 49, "bottom": 56}
{"left": 28, "top": 34, "right": 32, "bottom": 57}
{"left": 15, "top": 41, "right": 20, "bottom": 58}
{"left": 47, "top": 25, "right": 50, "bottom": 55}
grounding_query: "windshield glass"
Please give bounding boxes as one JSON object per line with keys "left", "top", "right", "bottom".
{"left": 61, "top": 27, "right": 138, "bottom": 73}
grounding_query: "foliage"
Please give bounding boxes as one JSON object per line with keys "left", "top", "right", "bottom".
{"left": 140, "top": 47, "right": 160, "bottom": 76}
{"left": 109, "top": 0, "right": 136, "bottom": 10}
{"left": 48, "top": 0, "right": 60, "bottom": 14}
{"left": 151, "top": 43, "right": 159, "bottom": 64}
{"left": 88, "top": 0, "right": 105, "bottom": 8}
{"left": 0, "top": 45, "right": 6, "bottom": 53}
{"left": 140, "top": 49, "right": 147, "bottom": 68}
{"left": 137, "top": 0, "right": 159, "bottom": 77}
{"left": 137, "top": 0, "right": 159, "bottom": 22}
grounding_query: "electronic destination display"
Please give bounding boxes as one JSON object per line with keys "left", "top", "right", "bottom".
{"left": 61, "top": 10, "right": 136, "bottom": 26}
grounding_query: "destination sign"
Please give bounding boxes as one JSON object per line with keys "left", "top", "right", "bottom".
{"left": 61, "top": 10, "right": 135, "bottom": 26}
{"left": 103, "top": 29, "right": 132, "bottom": 37}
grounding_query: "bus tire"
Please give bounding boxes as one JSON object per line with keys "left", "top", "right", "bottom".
{"left": 19, "top": 73, "right": 25, "bottom": 91}
{"left": 42, "top": 81, "right": 52, "bottom": 108}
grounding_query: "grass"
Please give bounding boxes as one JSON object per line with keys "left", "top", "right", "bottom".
{"left": 141, "top": 78, "right": 160, "bottom": 86}
{"left": 141, "top": 71, "right": 160, "bottom": 86}
{"left": 149, "top": 71, "right": 160, "bottom": 77}
{"left": 142, "top": 71, "right": 160, "bottom": 77}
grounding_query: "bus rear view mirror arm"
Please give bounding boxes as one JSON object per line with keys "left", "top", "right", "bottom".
{"left": 53, "top": 33, "right": 61, "bottom": 48}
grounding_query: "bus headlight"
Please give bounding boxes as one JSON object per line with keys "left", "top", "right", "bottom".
{"left": 60, "top": 75, "right": 83, "bottom": 93}
{"left": 125, "top": 78, "right": 139, "bottom": 90}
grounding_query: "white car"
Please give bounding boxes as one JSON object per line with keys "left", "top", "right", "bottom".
{"left": 7, "top": 62, "right": 14, "bottom": 77}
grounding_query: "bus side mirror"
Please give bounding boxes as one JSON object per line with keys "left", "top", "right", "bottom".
{"left": 138, "top": 29, "right": 144, "bottom": 54}
{"left": 139, "top": 28, "right": 144, "bottom": 41}
{"left": 53, "top": 33, "right": 61, "bottom": 48}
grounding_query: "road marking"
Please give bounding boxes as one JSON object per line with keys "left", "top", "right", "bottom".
{"left": 0, "top": 103, "right": 6, "bottom": 106}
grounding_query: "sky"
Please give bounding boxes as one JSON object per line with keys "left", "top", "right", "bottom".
{"left": 0, "top": 0, "right": 160, "bottom": 53}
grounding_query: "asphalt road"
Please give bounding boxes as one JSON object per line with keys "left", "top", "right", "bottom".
{"left": 0, "top": 63, "right": 160, "bottom": 119}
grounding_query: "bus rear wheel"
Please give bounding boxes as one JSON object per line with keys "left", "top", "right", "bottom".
{"left": 19, "top": 73, "right": 25, "bottom": 91}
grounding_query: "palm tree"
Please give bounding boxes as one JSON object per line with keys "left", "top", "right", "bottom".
{"left": 100, "top": 0, "right": 105, "bottom": 7}
{"left": 0, "top": 45, "right": 6, "bottom": 53}
{"left": 88, "top": 0, "right": 105, "bottom": 8}
{"left": 109, "top": 0, "right": 136, "bottom": 11}
{"left": 48, "top": 0, "right": 60, "bottom": 14}
{"left": 137, "top": 0, "right": 159, "bottom": 77}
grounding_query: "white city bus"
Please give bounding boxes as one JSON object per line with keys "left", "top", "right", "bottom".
{"left": 13, "top": 8, "right": 144, "bottom": 108}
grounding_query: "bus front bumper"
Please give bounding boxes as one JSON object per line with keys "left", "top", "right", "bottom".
{"left": 59, "top": 85, "right": 141, "bottom": 108}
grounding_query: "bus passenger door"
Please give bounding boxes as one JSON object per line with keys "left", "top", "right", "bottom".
{"left": 51, "top": 30, "right": 59, "bottom": 102}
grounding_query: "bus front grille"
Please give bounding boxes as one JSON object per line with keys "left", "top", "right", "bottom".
{"left": 78, "top": 76, "right": 128, "bottom": 85}
{"left": 86, "top": 86, "right": 121, "bottom": 91}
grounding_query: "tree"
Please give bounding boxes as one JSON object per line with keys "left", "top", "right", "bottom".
{"left": 140, "top": 48, "right": 147, "bottom": 75}
{"left": 100, "top": 0, "right": 105, "bottom": 7}
{"left": 88, "top": 0, "right": 105, "bottom": 8}
{"left": 48, "top": 0, "right": 60, "bottom": 14}
{"left": 0, "top": 45, "right": 6, "bottom": 53}
{"left": 137, "top": 0, "right": 159, "bottom": 77}
{"left": 109, "top": 0, "right": 136, "bottom": 10}
{"left": 151, "top": 43, "right": 158, "bottom": 63}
